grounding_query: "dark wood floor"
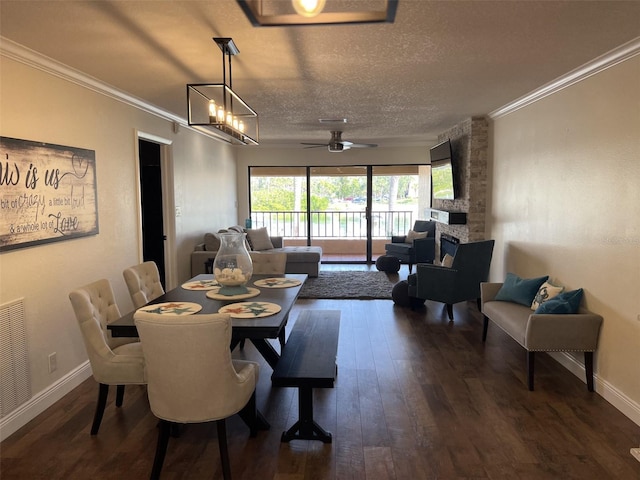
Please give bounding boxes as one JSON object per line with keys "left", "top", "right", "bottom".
{"left": 2, "top": 265, "right": 639, "bottom": 479}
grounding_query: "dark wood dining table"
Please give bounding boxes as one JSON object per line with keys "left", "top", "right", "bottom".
{"left": 107, "top": 273, "right": 307, "bottom": 370}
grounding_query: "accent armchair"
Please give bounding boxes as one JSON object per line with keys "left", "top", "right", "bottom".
{"left": 407, "top": 239, "right": 495, "bottom": 320}
{"left": 384, "top": 220, "right": 436, "bottom": 273}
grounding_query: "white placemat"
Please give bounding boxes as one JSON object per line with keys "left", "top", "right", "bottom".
{"left": 253, "top": 277, "right": 302, "bottom": 289}
{"left": 181, "top": 279, "right": 220, "bottom": 290}
{"left": 137, "top": 302, "right": 202, "bottom": 315}
{"left": 206, "top": 287, "right": 261, "bottom": 301}
{"left": 218, "top": 301, "right": 281, "bottom": 318}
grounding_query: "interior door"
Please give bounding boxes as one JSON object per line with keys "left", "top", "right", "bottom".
{"left": 138, "top": 139, "right": 166, "bottom": 288}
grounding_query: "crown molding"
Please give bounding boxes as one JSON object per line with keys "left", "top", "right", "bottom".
{"left": 0, "top": 36, "right": 186, "bottom": 126}
{"left": 490, "top": 36, "right": 640, "bottom": 119}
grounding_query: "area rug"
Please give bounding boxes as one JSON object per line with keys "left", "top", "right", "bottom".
{"left": 298, "top": 271, "right": 397, "bottom": 299}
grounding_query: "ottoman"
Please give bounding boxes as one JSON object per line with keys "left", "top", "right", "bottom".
{"left": 375, "top": 255, "right": 400, "bottom": 273}
{"left": 392, "top": 280, "right": 425, "bottom": 308}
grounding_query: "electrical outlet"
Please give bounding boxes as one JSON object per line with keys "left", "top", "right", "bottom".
{"left": 48, "top": 352, "right": 57, "bottom": 373}
{"left": 175, "top": 206, "right": 182, "bottom": 217}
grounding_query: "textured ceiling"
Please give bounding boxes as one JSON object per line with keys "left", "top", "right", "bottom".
{"left": 1, "top": 1, "right": 639, "bottom": 148}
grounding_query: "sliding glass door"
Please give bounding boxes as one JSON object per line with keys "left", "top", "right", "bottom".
{"left": 310, "top": 166, "right": 368, "bottom": 262}
{"left": 249, "top": 165, "right": 430, "bottom": 263}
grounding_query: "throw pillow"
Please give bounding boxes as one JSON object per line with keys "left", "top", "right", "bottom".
{"left": 246, "top": 227, "right": 274, "bottom": 251}
{"left": 494, "top": 273, "right": 549, "bottom": 306}
{"left": 531, "top": 281, "right": 564, "bottom": 310}
{"left": 228, "top": 225, "right": 245, "bottom": 233}
{"left": 534, "top": 288, "right": 584, "bottom": 314}
{"left": 204, "top": 232, "right": 221, "bottom": 252}
{"left": 405, "top": 229, "right": 428, "bottom": 244}
{"left": 441, "top": 253, "right": 454, "bottom": 268}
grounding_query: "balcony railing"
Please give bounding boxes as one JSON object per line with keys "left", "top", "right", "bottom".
{"left": 250, "top": 210, "right": 414, "bottom": 239}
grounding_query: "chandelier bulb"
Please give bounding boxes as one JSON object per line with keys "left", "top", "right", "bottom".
{"left": 291, "top": 0, "right": 326, "bottom": 18}
{"left": 208, "top": 100, "right": 216, "bottom": 123}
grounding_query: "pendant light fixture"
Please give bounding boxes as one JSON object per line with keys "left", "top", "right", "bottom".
{"left": 236, "top": 0, "right": 397, "bottom": 27}
{"left": 187, "top": 38, "right": 258, "bottom": 145}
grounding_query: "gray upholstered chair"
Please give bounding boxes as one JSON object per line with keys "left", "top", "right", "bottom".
{"left": 123, "top": 261, "right": 165, "bottom": 309}
{"left": 249, "top": 251, "right": 287, "bottom": 275}
{"left": 407, "top": 239, "right": 495, "bottom": 320}
{"left": 69, "top": 279, "right": 146, "bottom": 435}
{"left": 133, "top": 311, "right": 259, "bottom": 480}
{"left": 384, "top": 220, "right": 436, "bottom": 273}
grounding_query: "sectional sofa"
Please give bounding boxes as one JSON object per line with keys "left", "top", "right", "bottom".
{"left": 191, "top": 227, "right": 322, "bottom": 277}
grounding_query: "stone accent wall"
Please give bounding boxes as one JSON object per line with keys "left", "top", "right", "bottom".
{"left": 432, "top": 116, "right": 488, "bottom": 251}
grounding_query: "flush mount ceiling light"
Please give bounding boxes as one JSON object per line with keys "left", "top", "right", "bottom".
{"left": 187, "top": 38, "right": 258, "bottom": 145}
{"left": 236, "top": 0, "right": 398, "bottom": 26}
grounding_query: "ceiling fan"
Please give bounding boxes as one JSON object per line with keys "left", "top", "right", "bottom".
{"left": 301, "top": 131, "right": 378, "bottom": 153}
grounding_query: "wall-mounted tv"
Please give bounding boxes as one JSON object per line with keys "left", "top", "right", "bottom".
{"left": 430, "top": 139, "right": 456, "bottom": 200}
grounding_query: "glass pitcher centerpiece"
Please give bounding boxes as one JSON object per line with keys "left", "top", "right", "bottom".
{"left": 212, "top": 232, "right": 253, "bottom": 295}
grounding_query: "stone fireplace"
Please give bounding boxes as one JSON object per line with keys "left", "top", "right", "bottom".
{"left": 430, "top": 116, "right": 489, "bottom": 258}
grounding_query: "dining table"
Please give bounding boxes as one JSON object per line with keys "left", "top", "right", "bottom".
{"left": 107, "top": 272, "right": 307, "bottom": 433}
{"left": 107, "top": 273, "right": 307, "bottom": 370}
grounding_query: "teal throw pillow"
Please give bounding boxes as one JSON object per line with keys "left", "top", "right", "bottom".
{"left": 534, "top": 288, "right": 583, "bottom": 314}
{"left": 494, "top": 273, "right": 549, "bottom": 306}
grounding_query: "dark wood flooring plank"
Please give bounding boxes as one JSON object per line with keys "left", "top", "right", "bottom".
{"left": 2, "top": 266, "right": 639, "bottom": 479}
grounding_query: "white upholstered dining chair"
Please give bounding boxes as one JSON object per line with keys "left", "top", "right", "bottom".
{"left": 123, "top": 261, "right": 165, "bottom": 308}
{"left": 249, "top": 251, "right": 287, "bottom": 275}
{"left": 69, "top": 279, "right": 146, "bottom": 435}
{"left": 133, "top": 311, "right": 259, "bottom": 480}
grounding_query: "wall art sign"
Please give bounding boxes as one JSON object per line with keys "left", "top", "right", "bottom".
{"left": 0, "top": 137, "right": 99, "bottom": 252}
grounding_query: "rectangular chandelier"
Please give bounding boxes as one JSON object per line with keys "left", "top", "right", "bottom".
{"left": 187, "top": 38, "right": 259, "bottom": 145}
{"left": 236, "top": 0, "right": 398, "bottom": 27}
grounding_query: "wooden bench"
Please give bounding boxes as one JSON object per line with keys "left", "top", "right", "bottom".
{"left": 271, "top": 309, "right": 340, "bottom": 443}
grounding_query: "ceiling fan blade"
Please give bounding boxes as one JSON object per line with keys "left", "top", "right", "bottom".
{"left": 349, "top": 143, "right": 378, "bottom": 148}
{"left": 301, "top": 142, "right": 328, "bottom": 146}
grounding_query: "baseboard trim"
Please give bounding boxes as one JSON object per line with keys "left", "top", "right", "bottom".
{"left": 549, "top": 352, "right": 640, "bottom": 427}
{"left": 0, "top": 361, "right": 92, "bottom": 442}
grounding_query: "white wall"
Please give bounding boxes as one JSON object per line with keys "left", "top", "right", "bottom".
{"left": 489, "top": 54, "right": 640, "bottom": 423}
{"left": 0, "top": 50, "right": 238, "bottom": 438}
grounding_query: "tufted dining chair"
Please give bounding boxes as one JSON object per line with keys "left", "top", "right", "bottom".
{"left": 134, "top": 311, "right": 259, "bottom": 480}
{"left": 69, "top": 279, "right": 146, "bottom": 435}
{"left": 123, "top": 261, "right": 165, "bottom": 309}
{"left": 249, "top": 251, "right": 287, "bottom": 275}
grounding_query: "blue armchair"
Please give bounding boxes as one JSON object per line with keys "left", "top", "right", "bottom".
{"left": 407, "top": 240, "right": 495, "bottom": 320}
{"left": 384, "top": 220, "right": 436, "bottom": 273}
